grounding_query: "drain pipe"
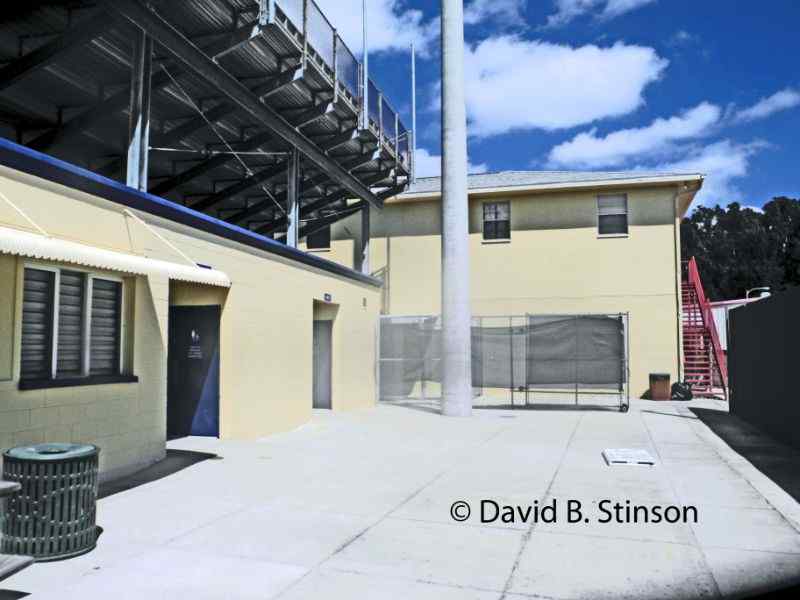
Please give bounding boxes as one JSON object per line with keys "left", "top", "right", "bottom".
{"left": 440, "top": 0, "right": 472, "bottom": 417}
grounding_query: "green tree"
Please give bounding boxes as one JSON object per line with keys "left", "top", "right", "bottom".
{"left": 681, "top": 198, "right": 800, "bottom": 301}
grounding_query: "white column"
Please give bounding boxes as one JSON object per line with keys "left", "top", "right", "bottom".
{"left": 286, "top": 149, "right": 300, "bottom": 248}
{"left": 127, "top": 31, "right": 153, "bottom": 191}
{"left": 360, "top": 204, "right": 370, "bottom": 274}
{"left": 440, "top": 0, "right": 472, "bottom": 417}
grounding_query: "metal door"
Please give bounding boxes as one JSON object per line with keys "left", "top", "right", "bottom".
{"left": 313, "top": 320, "right": 332, "bottom": 409}
{"left": 167, "top": 305, "right": 220, "bottom": 438}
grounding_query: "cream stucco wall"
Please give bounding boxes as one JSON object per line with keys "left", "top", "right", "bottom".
{"left": 333, "top": 185, "right": 684, "bottom": 396}
{"left": 0, "top": 165, "right": 381, "bottom": 478}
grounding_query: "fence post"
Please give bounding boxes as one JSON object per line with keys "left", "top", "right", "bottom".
{"left": 332, "top": 31, "right": 339, "bottom": 103}
{"left": 302, "top": 0, "right": 309, "bottom": 67}
{"left": 394, "top": 112, "right": 400, "bottom": 175}
{"left": 378, "top": 92, "right": 384, "bottom": 144}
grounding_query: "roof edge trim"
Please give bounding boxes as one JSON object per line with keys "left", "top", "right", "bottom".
{"left": 0, "top": 138, "right": 381, "bottom": 288}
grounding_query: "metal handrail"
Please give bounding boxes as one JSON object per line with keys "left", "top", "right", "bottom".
{"left": 686, "top": 257, "right": 729, "bottom": 391}
{"left": 273, "top": 0, "right": 411, "bottom": 154}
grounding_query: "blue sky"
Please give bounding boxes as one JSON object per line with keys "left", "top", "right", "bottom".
{"left": 314, "top": 0, "right": 800, "bottom": 209}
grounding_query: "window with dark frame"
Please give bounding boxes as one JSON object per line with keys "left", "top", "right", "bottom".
{"left": 597, "top": 194, "right": 629, "bottom": 235}
{"left": 306, "top": 225, "right": 331, "bottom": 250}
{"left": 483, "top": 202, "right": 511, "bottom": 241}
{"left": 19, "top": 266, "right": 123, "bottom": 383}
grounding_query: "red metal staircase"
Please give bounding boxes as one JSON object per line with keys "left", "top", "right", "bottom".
{"left": 681, "top": 258, "right": 728, "bottom": 398}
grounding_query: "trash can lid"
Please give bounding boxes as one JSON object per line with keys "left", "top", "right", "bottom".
{"left": 4, "top": 443, "right": 98, "bottom": 461}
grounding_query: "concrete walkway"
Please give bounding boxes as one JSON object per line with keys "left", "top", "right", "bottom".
{"left": 5, "top": 400, "right": 800, "bottom": 599}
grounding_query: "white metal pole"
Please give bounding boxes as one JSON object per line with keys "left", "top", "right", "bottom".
{"left": 362, "top": 0, "right": 369, "bottom": 130}
{"left": 440, "top": 0, "right": 472, "bottom": 417}
{"left": 411, "top": 41, "right": 417, "bottom": 184}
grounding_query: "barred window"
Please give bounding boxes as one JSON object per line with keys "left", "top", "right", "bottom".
{"left": 483, "top": 202, "right": 510, "bottom": 241}
{"left": 20, "top": 266, "right": 123, "bottom": 382}
{"left": 598, "top": 194, "right": 629, "bottom": 235}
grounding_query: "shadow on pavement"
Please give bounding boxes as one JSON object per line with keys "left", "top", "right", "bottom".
{"left": 98, "top": 449, "right": 218, "bottom": 500}
{"left": 476, "top": 403, "right": 622, "bottom": 412}
{"left": 691, "top": 407, "right": 800, "bottom": 503}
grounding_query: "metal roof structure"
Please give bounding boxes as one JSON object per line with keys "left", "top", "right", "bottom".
{"left": 401, "top": 170, "right": 704, "bottom": 197}
{"left": 0, "top": 0, "right": 410, "bottom": 249}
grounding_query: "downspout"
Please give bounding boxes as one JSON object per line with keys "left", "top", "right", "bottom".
{"left": 673, "top": 188, "right": 683, "bottom": 383}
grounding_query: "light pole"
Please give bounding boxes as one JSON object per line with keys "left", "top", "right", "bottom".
{"left": 440, "top": 0, "right": 472, "bottom": 417}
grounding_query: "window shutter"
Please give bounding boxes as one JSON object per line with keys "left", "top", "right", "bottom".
{"left": 57, "top": 270, "right": 85, "bottom": 377}
{"left": 21, "top": 268, "right": 55, "bottom": 380}
{"left": 598, "top": 195, "right": 627, "bottom": 215}
{"left": 598, "top": 195, "right": 628, "bottom": 235}
{"left": 90, "top": 278, "right": 122, "bottom": 376}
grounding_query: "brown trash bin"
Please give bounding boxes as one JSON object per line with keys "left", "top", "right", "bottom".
{"left": 650, "top": 373, "right": 671, "bottom": 400}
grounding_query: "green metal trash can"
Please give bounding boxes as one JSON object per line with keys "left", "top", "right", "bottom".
{"left": 2, "top": 443, "right": 99, "bottom": 561}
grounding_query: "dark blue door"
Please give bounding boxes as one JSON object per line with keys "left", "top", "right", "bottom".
{"left": 167, "top": 305, "right": 220, "bottom": 438}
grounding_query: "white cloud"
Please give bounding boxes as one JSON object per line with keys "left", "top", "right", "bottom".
{"left": 313, "top": 0, "right": 437, "bottom": 55}
{"left": 641, "top": 140, "right": 767, "bottom": 207}
{"left": 548, "top": 102, "right": 721, "bottom": 167}
{"left": 461, "top": 37, "right": 667, "bottom": 137}
{"left": 668, "top": 29, "right": 697, "bottom": 47}
{"left": 732, "top": 88, "right": 800, "bottom": 123}
{"left": 465, "top": 0, "right": 526, "bottom": 25}
{"left": 546, "top": 0, "right": 656, "bottom": 27}
{"left": 414, "top": 148, "right": 489, "bottom": 178}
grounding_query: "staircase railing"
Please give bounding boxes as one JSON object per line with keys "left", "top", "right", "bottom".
{"left": 686, "top": 257, "right": 728, "bottom": 393}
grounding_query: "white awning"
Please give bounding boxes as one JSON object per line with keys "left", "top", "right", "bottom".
{"left": 0, "top": 225, "right": 231, "bottom": 288}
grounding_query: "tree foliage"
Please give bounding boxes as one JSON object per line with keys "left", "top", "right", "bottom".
{"left": 681, "top": 197, "right": 800, "bottom": 301}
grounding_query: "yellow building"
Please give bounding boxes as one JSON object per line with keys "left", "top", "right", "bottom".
{"left": 0, "top": 134, "right": 704, "bottom": 480}
{"left": 0, "top": 142, "right": 381, "bottom": 481}
{"left": 316, "top": 171, "right": 703, "bottom": 397}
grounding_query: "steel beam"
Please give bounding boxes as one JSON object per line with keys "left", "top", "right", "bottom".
{"left": 27, "top": 21, "right": 269, "bottom": 153}
{"left": 257, "top": 170, "right": 392, "bottom": 235}
{"left": 317, "top": 128, "right": 359, "bottom": 152}
{"left": 149, "top": 130, "right": 275, "bottom": 195}
{"left": 359, "top": 203, "right": 370, "bottom": 274}
{"left": 295, "top": 184, "right": 403, "bottom": 240}
{"left": 156, "top": 66, "right": 304, "bottom": 147}
{"left": 106, "top": 0, "right": 381, "bottom": 208}
{"left": 223, "top": 149, "right": 378, "bottom": 225}
{"left": 0, "top": 11, "right": 109, "bottom": 93}
{"left": 290, "top": 102, "right": 334, "bottom": 129}
{"left": 189, "top": 161, "right": 286, "bottom": 212}
{"left": 285, "top": 148, "right": 300, "bottom": 247}
{"left": 126, "top": 31, "right": 153, "bottom": 191}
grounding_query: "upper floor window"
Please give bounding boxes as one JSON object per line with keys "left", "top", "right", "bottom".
{"left": 306, "top": 225, "right": 331, "bottom": 250}
{"left": 20, "top": 266, "right": 123, "bottom": 382}
{"left": 597, "top": 194, "right": 628, "bottom": 236}
{"left": 483, "top": 202, "right": 510, "bottom": 241}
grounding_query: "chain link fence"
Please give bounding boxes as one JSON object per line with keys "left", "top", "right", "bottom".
{"left": 378, "top": 314, "right": 630, "bottom": 411}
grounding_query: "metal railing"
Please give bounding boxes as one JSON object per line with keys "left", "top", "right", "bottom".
{"left": 382, "top": 98, "right": 397, "bottom": 147}
{"left": 306, "top": 0, "right": 334, "bottom": 65}
{"left": 686, "top": 257, "right": 729, "bottom": 391}
{"left": 276, "top": 0, "right": 302, "bottom": 27}
{"left": 272, "top": 0, "right": 411, "bottom": 162}
{"left": 367, "top": 79, "right": 381, "bottom": 128}
{"left": 336, "top": 39, "right": 358, "bottom": 97}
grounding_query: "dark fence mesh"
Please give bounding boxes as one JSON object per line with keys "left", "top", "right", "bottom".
{"left": 379, "top": 314, "right": 628, "bottom": 408}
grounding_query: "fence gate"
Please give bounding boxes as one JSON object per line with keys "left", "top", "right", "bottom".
{"left": 378, "top": 314, "right": 629, "bottom": 411}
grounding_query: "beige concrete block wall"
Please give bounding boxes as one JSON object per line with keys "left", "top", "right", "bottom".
{"left": 0, "top": 255, "right": 168, "bottom": 481}
{"left": 360, "top": 186, "right": 683, "bottom": 396}
{"left": 0, "top": 165, "right": 381, "bottom": 477}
